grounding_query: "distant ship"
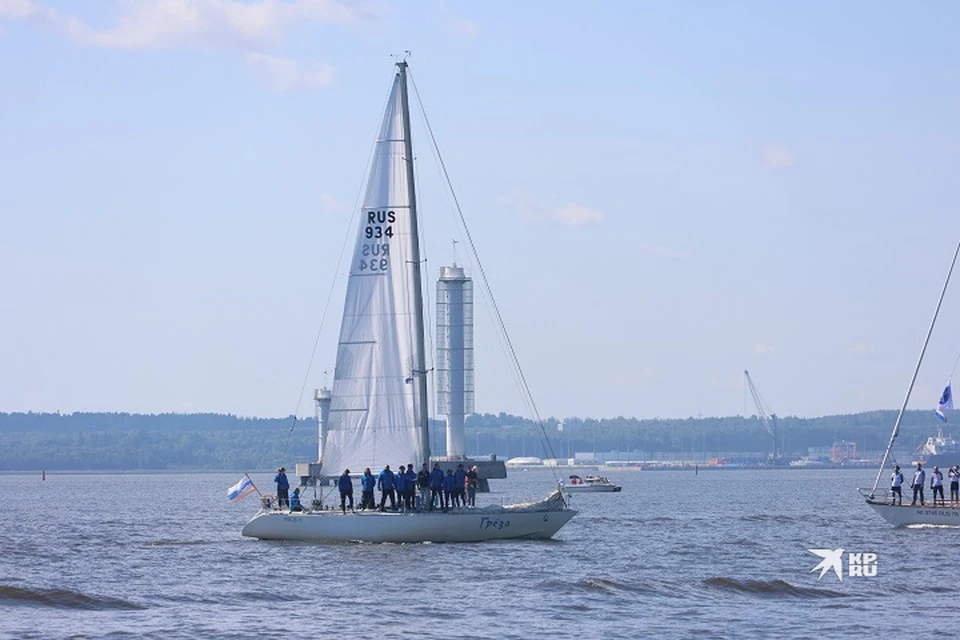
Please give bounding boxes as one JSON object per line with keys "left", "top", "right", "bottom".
{"left": 916, "top": 428, "right": 960, "bottom": 469}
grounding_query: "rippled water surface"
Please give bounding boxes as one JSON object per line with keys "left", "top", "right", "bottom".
{"left": 1, "top": 468, "right": 957, "bottom": 638}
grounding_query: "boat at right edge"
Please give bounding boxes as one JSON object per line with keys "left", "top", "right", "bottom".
{"left": 861, "top": 239, "right": 960, "bottom": 527}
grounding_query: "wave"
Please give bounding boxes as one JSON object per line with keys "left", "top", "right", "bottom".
{"left": 0, "top": 585, "right": 144, "bottom": 610}
{"left": 537, "top": 577, "right": 682, "bottom": 598}
{"left": 150, "top": 539, "right": 208, "bottom": 547}
{"left": 704, "top": 577, "right": 848, "bottom": 599}
{"left": 722, "top": 537, "right": 766, "bottom": 548}
{"left": 739, "top": 514, "right": 796, "bottom": 524}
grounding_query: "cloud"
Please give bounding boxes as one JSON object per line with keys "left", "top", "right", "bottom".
{"left": 0, "top": 1, "right": 375, "bottom": 90}
{"left": 847, "top": 342, "right": 873, "bottom": 356}
{"left": 611, "top": 367, "right": 656, "bottom": 388}
{"left": 640, "top": 243, "right": 691, "bottom": 259}
{"left": 319, "top": 192, "right": 347, "bottom": 214}
{"left": 0, "top": 0, "right": 44, "bottom": 20}
{"left": 762, "top": 145, "right": 795, "bottom": 170}
{"left": 444, "top": 16, "right": 478, "bottom": 37}
{"left": 246, "top": 52, "right": 334, "bottom": 90}
{"left": 4, "top": 0, "right": 370, "bottom": 49}
{"left": 501, "top": 192, "right": 604, "bottom": 227}
{"left": 752, "top": 342, "right": 780, "bottom": 356}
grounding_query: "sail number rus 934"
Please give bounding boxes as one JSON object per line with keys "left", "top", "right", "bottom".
{"left": 364, "top": 210, "right": 395, "bottom": 238}
{"left": 359, "top": 210, "right": 395, "bottom": 272}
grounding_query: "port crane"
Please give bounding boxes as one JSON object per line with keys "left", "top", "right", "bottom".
{"left": 744, "top": 370, "right": 780, "bottom": 461}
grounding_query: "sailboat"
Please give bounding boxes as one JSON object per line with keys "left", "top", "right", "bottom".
{"left": 860, "top": 239, "right": 960, "bottom": 527}
{"left": 241, "top": 61, "right": 576, "bottom": 542}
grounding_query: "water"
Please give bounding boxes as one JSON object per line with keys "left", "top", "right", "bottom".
{"left": 0, "top": 468, "right": 956, "bottom": 638}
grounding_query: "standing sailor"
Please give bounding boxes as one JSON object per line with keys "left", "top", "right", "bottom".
{"left": 274, "top": 467, "right": 290, "bottom": 510}
{"left": 338, "top": 469, "right": 355, "bottom": 513}
{"left": 911, "top": 462, "right": 926, "bottom": 506}
{"left": 950, "top": 466, "right": 960, "bottom": 505}
{"left": 890, "top": 465, "right": 904, "bottom": 505}
{"left": 930, "top": 466, "right": 945, "bottom": 507}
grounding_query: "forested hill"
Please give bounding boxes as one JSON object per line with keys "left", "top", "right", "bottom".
{"left": 0, "top": 409, "right": 951, "bottom": 471}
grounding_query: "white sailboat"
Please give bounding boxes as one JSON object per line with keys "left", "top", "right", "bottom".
{"left": 242, "top": 61, "right": 576, "bottom": 542}
{"left": 861, "top": 239, "right": 960, "bottom": 526}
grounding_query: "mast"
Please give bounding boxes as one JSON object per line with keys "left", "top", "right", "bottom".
{"left": 396, "top": 60, "right": 431, "bottom": 466}
{"left": 869, "top": 239, "right": 960, "bottom": 495}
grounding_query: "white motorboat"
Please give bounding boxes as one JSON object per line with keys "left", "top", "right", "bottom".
{"left": 241, "top": 60, "right": 576, "bottom": 543}
{"left": 564, "top": 475, "right": 622, "bottom": 493}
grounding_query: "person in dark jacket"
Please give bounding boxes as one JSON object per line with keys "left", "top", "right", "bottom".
{"left": 396, "top": 466, "right": 408, "bottom": 511}
{"left": 274, "top": 467, "right": 290, "bottom": 509}
{"left": 289, "top": 487, "right": 304, "bottom": 512}
{"left": 403, "top": 464, "right": 417, "bottom": 511}
{"left": 338, "top": 469, "right": 354, "bottom": 513}
{"left": 442, "top": 468, "right": 456, "bottom": 512}
{"left": 429, "top": 462, "right": 444, "bottom": 511}
{"left": 466, "top": 465, "right": 479, "bottom": 507}
{"left": 360, "top": 468, "right": 376, "bottom": 510}
{"left": 454, "top": 464, "right": 468, "bottom": 508}
{"left": 417, "top": 463, "right": 431, "bottom": 510}
{"left": 378, "top": 464, "right": 397, "bottom": 511}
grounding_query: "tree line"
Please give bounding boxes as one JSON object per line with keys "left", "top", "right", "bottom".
{"left": 0, "top": 409, "right": 948, "bottom": 471}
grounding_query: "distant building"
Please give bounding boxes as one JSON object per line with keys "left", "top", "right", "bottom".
{"left": 831, "top": 441, "right": 857, "bottom": 463}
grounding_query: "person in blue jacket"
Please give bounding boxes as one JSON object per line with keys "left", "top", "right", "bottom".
{"left": 395, "top": 465, "right": 408, "bottom": 511}
{"left": 404, "top": 464, "right": 417, "bottom": 511}
{"left": 274, "top": 467, "right": 290, "bottom": 509}
{"left": 289, "top": 487, "right": 303, "bottom": 512}
{"left": 360, "top": 468, "right": 376, "bottom": 510}
{"left": 338, "top": 469, "right": 354, "bottom": 514}
{"left": 429, "top": 462, "right": 444, "bottom": 511}
{"left": 453, "top": 464, "right": 468, "bottom": 508}
{"left": 378, "top": 464, "right": 397, "bottom": 511}
{"left": 442, "top": 468, "right": 456, "bottom": 512}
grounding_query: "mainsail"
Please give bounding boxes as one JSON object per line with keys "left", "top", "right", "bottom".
{"left": 321, "top": 67, "right": 427, "bottom": 475}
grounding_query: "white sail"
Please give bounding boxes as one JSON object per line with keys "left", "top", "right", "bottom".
{"left": 321, "top": 72, "right": 426, "bottom": 475}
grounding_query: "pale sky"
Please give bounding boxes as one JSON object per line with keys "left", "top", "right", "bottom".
{"left": 2, "top": 1, "right": 960, "bottom": 421}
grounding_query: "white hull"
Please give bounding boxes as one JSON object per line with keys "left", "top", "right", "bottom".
{"left": 564, "top": 484, "right": 622, "bottom": 493}
{"left": 865, "top": 500, "right": 960, "bottom": 527}
{"left": 242, "top": 507, "right": 576, "bottom": 543}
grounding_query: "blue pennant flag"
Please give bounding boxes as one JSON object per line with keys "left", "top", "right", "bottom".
{"left": 936, "top": 381, "right": 953, "bottom": 422}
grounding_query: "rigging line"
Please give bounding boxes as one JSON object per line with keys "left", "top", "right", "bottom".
{"left": 283, "top": 67, "right": 395, "bottom": 443}
{"left": 408, "top": 71, "right": 561, "bottom": 473}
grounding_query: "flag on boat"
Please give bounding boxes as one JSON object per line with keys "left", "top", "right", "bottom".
{"left": 936, "top": 381, "right": 953, "bottom": 422}
{"left": 228, "top": 476, "right": 257, "bottom": 502}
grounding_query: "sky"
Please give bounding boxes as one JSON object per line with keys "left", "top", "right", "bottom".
{"left": 2, "top": 0, "right": 960, "bottom": 422}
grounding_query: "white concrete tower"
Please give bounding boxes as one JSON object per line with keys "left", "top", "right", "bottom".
{"left": 436, "top": 264, "right": 474, "bottom": 457}
{"left": 314, "top": 387, "right": 332, "bottom": 463}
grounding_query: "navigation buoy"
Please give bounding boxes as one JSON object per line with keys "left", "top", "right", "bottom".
{"left": 41, "top": 470, "right": 46, "bottom": 481}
